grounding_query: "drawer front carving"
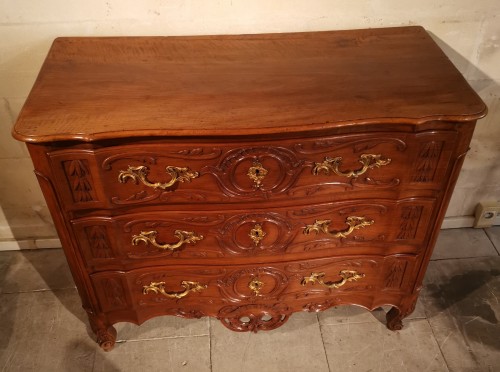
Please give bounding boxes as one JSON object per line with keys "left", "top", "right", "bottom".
{"left": 49, "top": 131, "right": 457, "bottom": 210}
{"left": 90, "top": 255, "right": 416, "bottom": 322}
{"left": 73, "top": 198, "right": 436, "bottom": 269}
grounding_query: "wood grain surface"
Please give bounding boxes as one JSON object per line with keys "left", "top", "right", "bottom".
{"left": 13, "top": 26, "right": 486, "bottom": 143}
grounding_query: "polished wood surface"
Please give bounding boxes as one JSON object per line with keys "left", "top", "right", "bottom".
{"left": 14, "top": 27, "right": 486, "bottom": 351}
{"left": 13, "top": 26, "right": 485, "bottom": 142}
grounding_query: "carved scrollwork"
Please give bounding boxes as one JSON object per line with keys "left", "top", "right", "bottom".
{"left": 218, "top": 304, "right": 290, "bottom": 332}
{"left": 203, "top": 146, "right": 305, "bottom": 197}
{"left": 303, "top": 216, "right": 374, "bottom": 239}
{"left": 215, "top": 213, "right": 295, "bottom": 256}
{"left": 293, "top": 136, "right": 407, "bottom": 154}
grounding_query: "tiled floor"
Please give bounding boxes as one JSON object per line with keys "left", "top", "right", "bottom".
{"left": 1, "top": 228, "right": 499, "bottom": 372}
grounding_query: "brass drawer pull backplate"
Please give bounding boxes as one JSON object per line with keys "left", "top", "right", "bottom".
{"left": 303, "top": 216, "right": 374, "bottom": 239}
{"left": 143, "top": 281, "right": 207, "bottom": 299}
{"left": 132, "top": 230, "right": 203, "bottom": 251}
{"left": 118, "top": 165, "right": 199, "bottom": 190}
{"left": 301, "top": 270, "right": 365, "bottom": 289}
{"left": 313, "top": 154, "right": 391, "bottom": 178}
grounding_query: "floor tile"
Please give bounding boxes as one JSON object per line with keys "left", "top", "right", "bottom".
{"left": 0, "top": 289, "right": 95, "bottom": 372}
{"left": 93, "top": 336, "right": 211, "bottom": 372}
{"left": 432, "top": 228, "right": 498, "bottom": 260}
{"left": 485, "top": 226, "right": 500, "bottom": 254}
{"left": 318, "top": 297, "right": 427, "bottom": 327}
{"left": 115, "top": 316, "right": 209, "bottom": 341}
{"left": 210, "top": 312, "right": 329, "bottom": 372}
{"left": 318, "top": 304, "right": 381, "bottom": 325}
{"left": 422, "top": 257, "right": 500, "bottom": 372}
{"left": 0, "top": 249, "right": 74, "bottom": 293}
{"left": 321, "top": 319, "right": 448, "bottom": 372}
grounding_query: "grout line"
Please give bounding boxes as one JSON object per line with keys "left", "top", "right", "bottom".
{"left": 0, "top": 286, "right": 76, "bottom": 295}
{"left": 90, "top": 348, "right": 98, "bottom": 372}
{"left": 116, "top": 334, "right": 209, "bottom": 343}
{"left": 430, "top": 254, "right": 500, "bottom": 262}
{"left": 316, "top": 314, "right": 332, "bottom": 372}
{"left": 208, "top": 317, "right": 213, "bottom": 372}
{"left": 426, "top": 317, "right": 452, "bottom": 372}
{"left": 483, "top": 228, "right": 500, "bottom": 256}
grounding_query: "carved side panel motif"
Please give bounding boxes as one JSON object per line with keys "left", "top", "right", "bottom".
{"left": 101, "top": 278, "right": 127, "bottom": 309}
{"left": 63, "top": 159, "right": 96, "bottom": 202}
{"left": 397, "top": 206, "right": 424, "bottom": 240}
{"left": 413, "top": 141, "right": 443, "bottom": 182}
{"left": 384, "top": 260, "right": 408, "bottom": 289}
{"left": 85, "top": 226, "right": 113, "bottom": 259}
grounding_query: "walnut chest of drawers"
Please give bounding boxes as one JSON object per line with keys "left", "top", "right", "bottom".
{"left": 13, "top": 26, "right": 487, "bottom": 351}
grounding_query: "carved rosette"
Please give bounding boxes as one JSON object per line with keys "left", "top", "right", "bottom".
{"left": 218, "top": 304, "right": 290, "bottom": 332}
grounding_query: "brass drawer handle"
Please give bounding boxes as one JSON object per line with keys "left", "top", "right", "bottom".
{"left": 313, "top": 154, "right": 391, "bottom": 178}
{"left": 303, "top": 216, "right": 374, "bottom": 238}
{"left": 132, "top": 230, "right": 203, "bottom": 251}
{"left": 118, "top": 165, "right": 199, "bottom": 190}
{"left": 301, "top": 270, "right": 364, "bottom": 289}
{"left": 247, "top": 161, "right": 268, "bottom": 187}
{"left": 143, "top": 281, "right": 207, "bottom": 299}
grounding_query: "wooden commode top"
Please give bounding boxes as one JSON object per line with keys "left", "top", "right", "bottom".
{"left": 14, "top": 26, "right": 485, "bottom": 142}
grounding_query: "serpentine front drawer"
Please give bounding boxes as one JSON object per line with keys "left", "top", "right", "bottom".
{"left": 72, "top": 198, "right": 436, "bottom": 270}
{"left": 48, "top": 130, "right": 456, "bottom": 211}
{"left": 90, "top": 254, "right": 418, "bottom": 331}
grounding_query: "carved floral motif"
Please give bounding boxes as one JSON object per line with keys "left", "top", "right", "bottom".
{"left": 413, "top": 141, "right": 443, "bottom": 182}
{"left": 63, "top": 159, "right": 95, "bottom": 202}
{"left": 85, "top": 226, "right": 112, "bottom": 259}
{"left": 397, "top": 206, "right": 424, "bottom": 240}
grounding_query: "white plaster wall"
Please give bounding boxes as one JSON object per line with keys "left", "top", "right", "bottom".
{"left": 0, "top": 1, "right": 499, "bottom": 248}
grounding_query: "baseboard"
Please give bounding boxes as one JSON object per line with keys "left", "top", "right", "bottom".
{"left": 441, "top": 215, "right": 500, "bottom": 229}
{"left": 441, "top": 216, "right": 475, "bottom": 229}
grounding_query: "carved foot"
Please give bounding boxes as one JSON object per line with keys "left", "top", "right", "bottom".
{"left": 386, "top": 307, "right": 404, "bottom": 331}
{"left": 87, "top": 312, "right": 117, "bottom": 351}
{"left": 386, "top": 294, "right": 419, "bottom": 331}
{"left": 96, "top": 325, "right": 117, "bottom": 351}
